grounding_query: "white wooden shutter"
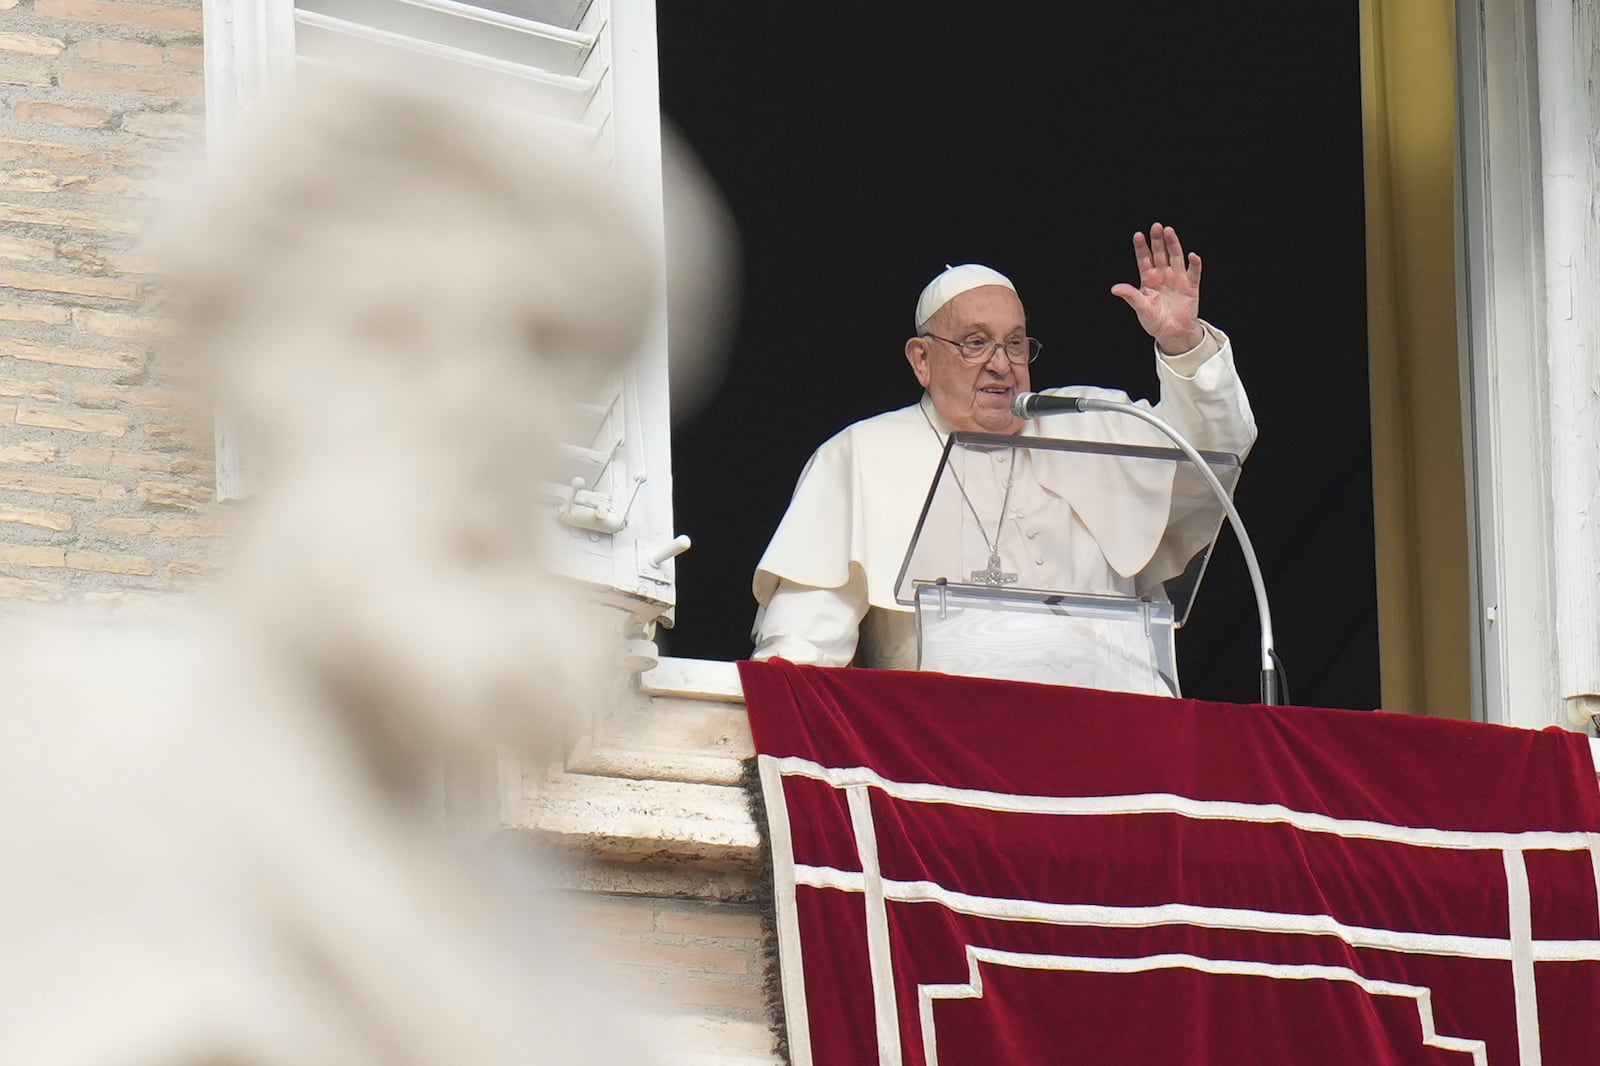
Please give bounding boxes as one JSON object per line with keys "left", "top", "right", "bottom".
{"left": 203, "top": 0, "right": 684, "bottom": 626}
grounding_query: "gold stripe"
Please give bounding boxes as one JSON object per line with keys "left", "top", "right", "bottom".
{"left": 1360, "top": 0, "right": 1471, "bottom": 717}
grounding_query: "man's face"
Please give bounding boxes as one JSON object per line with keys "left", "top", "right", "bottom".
{"left": 905, "top": 285, "right": 1030, "bottom": 434}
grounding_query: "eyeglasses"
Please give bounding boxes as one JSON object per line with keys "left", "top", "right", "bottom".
{"left": 922, "top": 333, "right": 1042, "bottom": 365}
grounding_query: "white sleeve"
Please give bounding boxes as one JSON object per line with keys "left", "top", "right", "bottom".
{"left": 750, "top": 575, "right": 868, "bottom": 667}
{"left": 1154, "top": 319, "right": 1223, "bottom": 377}
{"left": 1152, "top": 319, "right": 1257, "bottom": 459}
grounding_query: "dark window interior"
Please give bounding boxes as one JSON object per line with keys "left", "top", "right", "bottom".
{"left": 656, "top": 2, "right": 1377, "bottom": 709}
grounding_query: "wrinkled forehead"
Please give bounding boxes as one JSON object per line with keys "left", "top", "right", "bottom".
{"left": 932, "top": 284, "right": 1027, "bottom": 335}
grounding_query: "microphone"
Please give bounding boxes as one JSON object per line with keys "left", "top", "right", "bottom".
{"left": 1011, "top": 391, "right": 1085, "bottom": 418}
{"left": 1007, "top": 388, "right": 1284, "bottom": 705}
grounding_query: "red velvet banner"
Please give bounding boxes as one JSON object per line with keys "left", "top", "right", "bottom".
{"left": 738, "top": 660, "right": 1600, "bottom": 1065}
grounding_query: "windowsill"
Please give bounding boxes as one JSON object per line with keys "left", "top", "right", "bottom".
{"left": 638, "top": 658, "right": 1600, "bottom": 779}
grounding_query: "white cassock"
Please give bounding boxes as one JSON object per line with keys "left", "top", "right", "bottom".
{"left": 750, "top": 321, "right": 1257, "bottom": 680}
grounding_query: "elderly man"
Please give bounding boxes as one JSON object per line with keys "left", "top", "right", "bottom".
{"left": 750, "top": 224, "right": 1257, "bottom": 673}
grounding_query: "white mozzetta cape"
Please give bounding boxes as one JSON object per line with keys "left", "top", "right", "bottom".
{"left": 752, "top": 326, "right": 1257, "bottom": 623}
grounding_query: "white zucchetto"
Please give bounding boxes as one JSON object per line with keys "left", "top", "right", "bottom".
{"left": 914, "top": 263, "right": 1017, "bottom": 329}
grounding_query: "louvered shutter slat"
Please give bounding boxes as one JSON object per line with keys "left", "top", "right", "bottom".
{"left": 294, "top": 11, "right": 599, "bottom": 121}
{"left": 470, "top": 0, "right": 592, "bottom": 31}
{"left": 299, "top": 0, "right": 595, "bottom": 74}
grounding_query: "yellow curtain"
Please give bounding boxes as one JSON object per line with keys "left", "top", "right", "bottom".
{"left": 1360, "top": 0, "right": 1472, "bottom": 718}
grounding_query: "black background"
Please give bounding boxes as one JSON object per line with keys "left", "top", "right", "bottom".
{"left": 654, "top": 2, "right": 1379, "bottom": 709}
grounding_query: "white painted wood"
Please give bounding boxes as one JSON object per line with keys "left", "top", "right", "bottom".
{"left": 293, "top": 10, "right": 599, "bottom": 118}
{"left": 603, "top": 0, "right": 683, "bottom": 625}
{"left": 212, "top": 415, "right": 249, "bottom": 504}
{"left": 1532, "top": 0, "right": 1600, "bottom": 727}
{"left": 202, "top": 0, "right": 295, "bottom": 502}
{"left": 473, "top": 0, "right": 592, "bottom": 30}
{"left": 203, "top": 0, "right": 683, "bottom": 629}
{"left": 1458, "top": 0, "right": 1600, "bottom": 729}
{"left": 202, "top": 0, "right": 296, "bottom": 145}
{"left": 301, "top": 0, "right": 599, "bottom": 74}
{"left": 1456, "top": 0, "right": 1562, "bottom": 727}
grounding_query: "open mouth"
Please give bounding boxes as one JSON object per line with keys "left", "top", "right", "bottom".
{"left": 979, "top": 385, "right": 1013, "bottom": 398}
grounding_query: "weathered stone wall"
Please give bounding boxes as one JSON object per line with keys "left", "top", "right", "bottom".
{"left": 568, "top": 892, "right": 773, "bottom": 1028}
{"left": 0, "top": 0, "right": 219, "bottom": 609}
{"left": 528, "top": 659, "right": 781, "bottom": 1062}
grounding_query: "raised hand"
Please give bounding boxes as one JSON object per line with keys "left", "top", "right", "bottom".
{"left": 1110, "top": 222, "right": 1204, "bottom": 355}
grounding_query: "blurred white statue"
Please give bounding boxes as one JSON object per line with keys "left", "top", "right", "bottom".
{"left": 0, "top": 70, "right": 710, "bottom": 1065}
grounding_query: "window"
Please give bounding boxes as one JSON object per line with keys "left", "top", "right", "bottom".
{"left": 202, "top": 0, "right": 684, "bottom": 627}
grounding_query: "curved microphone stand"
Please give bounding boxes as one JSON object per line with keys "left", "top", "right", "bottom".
{"left": 1012, "top": 392, "right": 1281, "bottom": 706}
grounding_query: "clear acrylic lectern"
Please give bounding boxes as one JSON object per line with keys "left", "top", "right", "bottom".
{"left": 893, "top": 431, "right": 1242, "bottom": 696}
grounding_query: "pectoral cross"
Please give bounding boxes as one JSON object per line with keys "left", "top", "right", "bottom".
{"left": 969, "top": 551, "right": 1018, "bottom": 586}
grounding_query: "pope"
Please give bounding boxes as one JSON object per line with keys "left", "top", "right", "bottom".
{"left": 750, "top": 224, "right": 1257, "bottom": 674}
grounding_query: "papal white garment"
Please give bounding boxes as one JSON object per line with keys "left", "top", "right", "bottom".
{"left": 750, "top": 322, "right": 1256, "bottom": 675}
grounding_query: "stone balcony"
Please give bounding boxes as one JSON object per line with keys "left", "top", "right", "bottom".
{"left": 510, "top": 656, "right": 1600, "bottom": 1063}
{"left": 510, "top": 657, "right": 775, "bottom": 1064}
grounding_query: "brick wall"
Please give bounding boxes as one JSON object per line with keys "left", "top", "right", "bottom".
{"left": 566, "top": 892, "right": 773, "bottom": 1023}
{"left": 555, "top": 890, "right": 780, "bottom": 1063}
{"left": 0, "top": 0, "right": 219, "bottom": 610}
